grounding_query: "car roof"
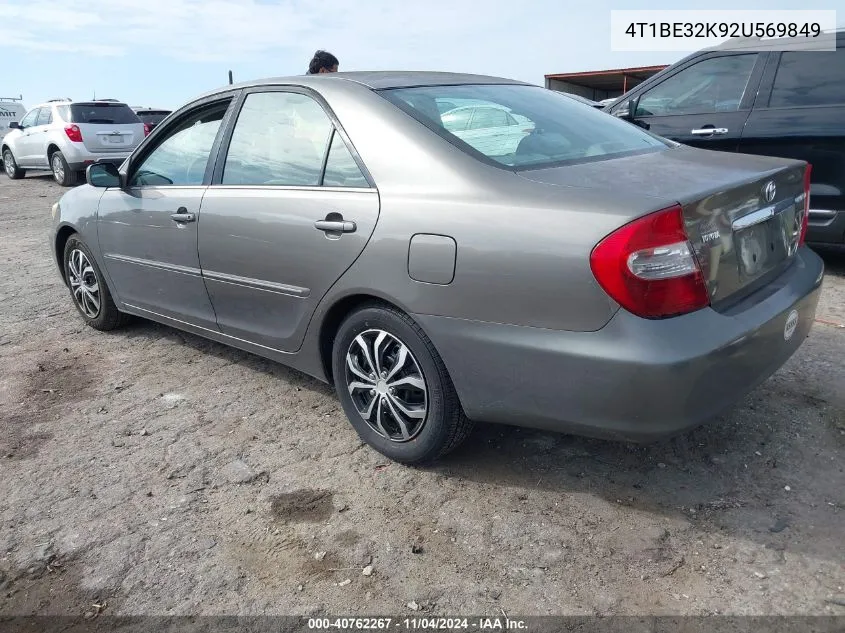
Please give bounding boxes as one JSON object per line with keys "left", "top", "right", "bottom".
{"left": 703, "top": 28, "right": 844, "bottom": 52}
{"left": 443, "top": 103, "right": 512, "bottom": 112}
{"left": 36, "top": 100, "right": 130, "bottom": 108}
{"left": 194, "top": 71, "right": 530, "bottom": 101}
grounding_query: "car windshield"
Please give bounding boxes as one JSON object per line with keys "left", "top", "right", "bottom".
{"left": 69, "top": 103, "right": 141, "bottom": 125}
{"left": 380, "top": 84, "right": 668, "bottom": 170}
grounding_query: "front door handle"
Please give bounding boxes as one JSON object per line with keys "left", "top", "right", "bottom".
{"left": 170, "top": 207, "right": 196, "bottom": 223}
{"left": 314, "top": 219, "right": 356, "bottom": 233}
{"left": 690, "top": 127, "right": 728, "bottom": 136}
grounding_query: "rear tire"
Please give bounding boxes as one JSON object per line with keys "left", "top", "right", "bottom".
{"left": 50, "top": 150, "right": 77, "bottom": 187}
{"left": 63, "top": 235, "right": 128, "bottom": 331}
{"left": 2, "top": 148, "right": 25, "bottom": 179}
{"left": 332, "top": 304, "right": 474, "bottom": 464}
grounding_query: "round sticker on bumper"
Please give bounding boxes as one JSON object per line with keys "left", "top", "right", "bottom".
{"left": 784, "top": 310, "right": 799, "bottom": 341}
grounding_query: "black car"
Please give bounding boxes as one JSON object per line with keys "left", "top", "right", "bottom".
{"left": 131, "top": 107, "right": 172, "bottom": 131}
{"left": 605, "top": 30, "right": 845, "bottom": 246}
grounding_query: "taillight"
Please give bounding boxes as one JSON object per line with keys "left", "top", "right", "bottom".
{"left": 64, "top": 125, "right": 83, "bottom": 143}
{"left": 799, "top": 164, "right": 811, "bottom": 246}
{"left": 143, "top": 123, "right": 151, "bottom": 137}
{"left": 589, "top": 204, "right": 710, "bottom": 319}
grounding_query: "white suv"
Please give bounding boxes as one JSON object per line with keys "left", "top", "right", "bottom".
{"left": 1, "top": 99, "right": 148, "bottom": 186}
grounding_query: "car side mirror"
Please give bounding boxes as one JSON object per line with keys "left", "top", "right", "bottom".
{"left": 8, "top": 122, "right": 20, "bottom": 129}
{"left": 86, "top": 162, "right": 122, "bottom": 188}
{"left": 615, "top": 97, "right": 639, "bottom": 121}
{"left": 614, "top": 97, "right": 651, "bottom": 130}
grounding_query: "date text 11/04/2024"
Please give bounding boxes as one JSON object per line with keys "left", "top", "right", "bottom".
{"left": 624, "top": 21, "right": 822, "bottom": 38}
{"left": 307, "top": 617, "right": 528, "bottom": 630}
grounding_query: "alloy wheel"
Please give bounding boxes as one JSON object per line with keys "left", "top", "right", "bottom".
{"left": 345, "top": 329, "right": 428, "bottom": 442}
{"left": 67, "top": 249, "right": 100, "bottom": 318}
{"left": 51, "top": 154, "right": 65, "bottom": 183}
{"left": 3, "top": 151, "right": 14, "bottom": 177}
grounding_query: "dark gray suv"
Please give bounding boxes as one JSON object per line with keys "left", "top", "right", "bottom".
{"left": 607, "top": 31, "right": 845, "bottom": 246}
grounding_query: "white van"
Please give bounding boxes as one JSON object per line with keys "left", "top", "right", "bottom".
{"left": 0, "top": 96, "right": 27, "bottom": 141}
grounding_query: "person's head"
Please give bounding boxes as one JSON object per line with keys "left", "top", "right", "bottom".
{"left": 308, "top": 50, "right": 339, "bottom": 74}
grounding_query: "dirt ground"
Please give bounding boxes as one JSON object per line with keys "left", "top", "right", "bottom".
{"left": 1, "top": 174, "right": 844, "bottom": 618}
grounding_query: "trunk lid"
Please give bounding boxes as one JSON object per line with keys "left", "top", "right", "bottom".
{"left": 68, "top": 103, "right": 144, "bottom": 153}
{"left": 518, "top": 146, "right": 808, "bottom": 309}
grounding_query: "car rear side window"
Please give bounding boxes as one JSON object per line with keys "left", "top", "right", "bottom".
{"left": 36, "top": 107, "right": 52, "bottom": 126}
{"left": 222, "top": 91, "right": 333, "bottom": 186}
{"left": 129, "top": 101, "right": 229, "bottom": 187}
{"left": 137, "top": 111, "right": 170, "bottom": 125}
{"left": 69, "top": 103, "right": 141, "bottom": 124}
{"left": 380, "top": 84, "right": 666, "bottom": 170}
{"left": 322, "top": 131, "right": 368, "bottom": 188}
{"left": 768, "top": 50, "right": 845, "bottom": 108}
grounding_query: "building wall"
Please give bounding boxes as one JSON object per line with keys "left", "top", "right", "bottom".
{"left": 545, "top": 79, "right": 622, "bottom": 101}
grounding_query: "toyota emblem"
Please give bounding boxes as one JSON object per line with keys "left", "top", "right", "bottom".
{"left": 763, "top": 181, "right": 777, "bottom": 203}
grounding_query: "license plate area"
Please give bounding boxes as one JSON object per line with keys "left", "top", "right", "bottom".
{"left": 732, "top": 207, "right": 793, "bottom": 281}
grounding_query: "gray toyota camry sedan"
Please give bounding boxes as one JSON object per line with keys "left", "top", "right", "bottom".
{"left": 49, "top": 72, "right": 823, "bottom": 464}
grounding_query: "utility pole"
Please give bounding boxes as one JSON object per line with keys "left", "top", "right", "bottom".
{"left": 228, "top": 70, "right": 233, "bottom": 85}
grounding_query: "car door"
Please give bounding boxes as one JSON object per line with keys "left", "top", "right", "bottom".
{"left": 198, "top": 88, "right": 379, "bottom": 353}
{"left": 97, "top": 95, "right": 237, "bottom": 329}
{"left": 613, "top": 53, "right": 767, "bottom": 152}
{"left": 29, "top": 106, "right": 53, "bottom": 167}
{"left": 739, "top": 47, "right": 845, "bottom": 244}
{"left": 14, "top": 108, "right": 41, "bottom": 165}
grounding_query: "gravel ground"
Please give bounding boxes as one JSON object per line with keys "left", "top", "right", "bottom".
{"left": 1, "top": 174, "right": 844, "bottom": 618}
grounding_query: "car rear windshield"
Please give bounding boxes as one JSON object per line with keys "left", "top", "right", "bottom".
{"left": 66, "top": 103, "right": 141, "bottom": 125}
{"left": 379, "top": 84, "right": 668, "bottom": 170}
{"left": 137, "top": 111, "right": 170, "bottom": 124}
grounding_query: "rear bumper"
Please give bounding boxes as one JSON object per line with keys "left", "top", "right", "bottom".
{"left": 806, "top": 209, "right": 845, "bottom": 245}
{"left": 65, "top": 155, "right": 131, "bottom": 172}
{"left": 62, "top": 144, "right": 132, "bottom": 172}
{"left": 415, "top": 247, "right": 824, "bottom": 442}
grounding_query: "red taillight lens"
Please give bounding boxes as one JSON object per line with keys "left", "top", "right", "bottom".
{"left": 64, "top": 124, "right": 83, "bottom": 143}
{"left": 590, "top": 204, "right": 710, "bottom": 319}
{"left": 799, "top": 164, "right": 811, "bottom": 246}
{"left": 143, "top": 123, "right": 151, "bottom": 137}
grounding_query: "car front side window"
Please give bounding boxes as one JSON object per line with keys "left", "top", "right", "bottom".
{"left": 469, "top": 107, "right": 508, "bottom": 129}
{"left": 129, "top": 101, "right": 229, "bottom": 187}
{"left": 635, "top": 54, "right": 758, "bottom": 117}
{"left": 19, "top": 109, "right": 39, "bottom": 128}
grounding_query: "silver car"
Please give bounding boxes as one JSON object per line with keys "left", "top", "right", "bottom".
{"left": 440, "top": 104, "right": 534, "bottom": 156}
{"left": 3, "top": 99, "right": 147, "bottom": 186}
{"left": 48, "top": 72, "right": 823, "bottom": 464}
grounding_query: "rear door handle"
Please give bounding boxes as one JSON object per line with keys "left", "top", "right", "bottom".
{"left": 690, "top": 127, "right": 728, "bottom": 136}
{"left": 170, "top": 207, "right": 196, "bottom": 223}
{"left": 314, "top": 219, "right": 356, "bottom": 233}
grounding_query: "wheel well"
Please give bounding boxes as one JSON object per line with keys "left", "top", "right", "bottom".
{"left": 55, "top": 226, "right": 77, "bottom": 284}
{"left": 47, "top": 144, "right": 61, "bottom": 159}
{"left": 318, "top": 294, "right": 397, "bottom": 383}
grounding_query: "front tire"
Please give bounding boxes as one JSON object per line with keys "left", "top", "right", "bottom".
{"left": 63, "top": 235, "right": 128, "bottom": 331}
{"left": 50, "top": 150, "right": 78, "bottom": 187}
{"left": 332, "top": 304, "right": 473, "bottom": 464}
{"left": 2, "top": 148, "right": 25, "bottom": 179}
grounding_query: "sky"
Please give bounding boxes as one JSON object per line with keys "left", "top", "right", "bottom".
{"left": 1, "top": 0, "right": 842, "bottom": 110}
